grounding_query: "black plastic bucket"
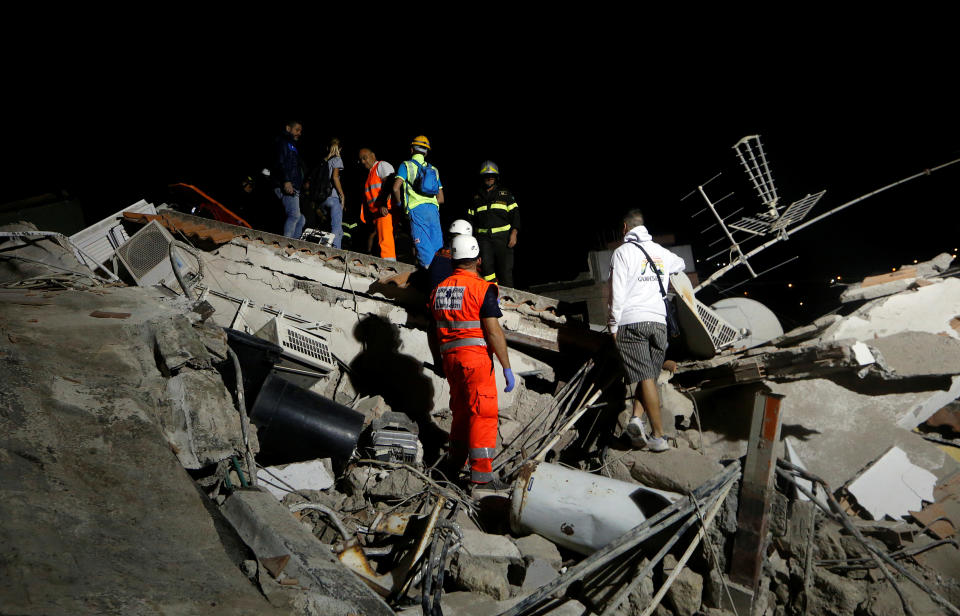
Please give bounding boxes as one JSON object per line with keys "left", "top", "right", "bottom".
{"left": 225, "top": 328, "right": 283, "bottom": 404}
{"left": 251, "top": 372, "right": 364, "bottom": 463}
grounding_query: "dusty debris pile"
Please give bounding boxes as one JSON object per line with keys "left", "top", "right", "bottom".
{"left": 2, "top": 213, "right": 959, "bottom": 616}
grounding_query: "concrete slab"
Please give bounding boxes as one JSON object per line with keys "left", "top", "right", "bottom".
{"left": 221, "top": 488, "right": 394, "bottom": 616}
{"left": 767, "top": 378, "right": 955, "bottom": 488}
{"left": 867, "top": 331, "right": 960, "bottom": 379}
{"left": 823, "top": 277, "right": 960, "bottom": 343}
{"left": 0, "top": 285, "right": 284, "bottom": 614}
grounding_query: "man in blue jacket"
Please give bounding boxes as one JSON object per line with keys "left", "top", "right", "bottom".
{"left": 275, "top": 120, "right": 306, "bottom": 239}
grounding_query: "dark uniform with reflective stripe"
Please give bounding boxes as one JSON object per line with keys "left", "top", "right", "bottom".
{"left": 468, "top": 185, "right": 520, "bottom": 287}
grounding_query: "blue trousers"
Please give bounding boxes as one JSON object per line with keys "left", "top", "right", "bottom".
{"left": 323, "top": 195, "right": 343, "bottom": 248}
{"left": 409, "top": 203, "right": 443, "bottom": 268}
{"left": 278, "top": 189, "right": 305, "bottom": 239}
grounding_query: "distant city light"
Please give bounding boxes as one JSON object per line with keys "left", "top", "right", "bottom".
{"left": 787, "top": 283, "right": 793, "bottom": 288}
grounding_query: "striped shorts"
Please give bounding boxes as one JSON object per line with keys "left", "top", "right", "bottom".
{"left": 615, "top": 321, "right": 668, "bottom": 385}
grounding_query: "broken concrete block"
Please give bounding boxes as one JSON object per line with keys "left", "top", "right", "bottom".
{"left": 220, "top": 488, "right": 394, "bottom": 616}
{"left": 153, "top": 315, "right": 212, "bottom": 373}
{"left": 859, "top": 579, "right": 943, "bottom": 616}
{"left": 662, "top": 554, "right": 702, "bottom": 614}
{"left": 353, "top": 394, "right": 391, "bottom": 423}
{"left": 513, "top": 534, "right": 563, "bottom": 569}
{"left": 520, "top": 558, "right": 558, "bottom": 591}
{"left": 366, "top": 468, "right": 426, "bottom": 499}
{"left": 847, "top": 446, "right": 937, "bottom": 520}
{"left": 451, "top": 553, "right": 511, "bottom": 601}
{"left": 461, "top": 528, "right": 523, "bottom": 563}
{"left": 157, "top": 367, "right": 251, "bottom": 469}
{"left": 625, "top": 442, "right": 725, "bottom": 493}
{"left": 661, "top": 380, "right": 694, "bottom": 423}
{"left": 342, "top": 465, "right": 375, "bottom": 496}
{"left": 664, "top": 553, "right": 704, "bottom": 616}
{"left": 807, "top": 568, "right": 868, "bottom": 616}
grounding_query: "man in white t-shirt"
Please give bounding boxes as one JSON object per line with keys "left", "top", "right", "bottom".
{"left": 359, "top": 148, "right": 397, "bottom": 260}
{"left": 608, "top": 209, "right": 686, "bottom": 452}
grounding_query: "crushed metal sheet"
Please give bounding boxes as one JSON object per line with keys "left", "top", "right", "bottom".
{"left": 909, "top": 502, "right": 957, "bottom": 539}
{"left": 847, "top": 446, "right": 937, "bottom": 520}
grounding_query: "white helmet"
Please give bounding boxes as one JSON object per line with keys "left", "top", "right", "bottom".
{"left": 448, "top": 219, "right": 473, "bottom": 236}
{"left": 451, "top": 235, "right": 480, "bottom": 260}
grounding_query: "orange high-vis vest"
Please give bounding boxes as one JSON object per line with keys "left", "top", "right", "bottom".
{"left": 431, "top": 269, "right": 492, "bottom": 353}
{"left": 361, "top": 161, "right": 393, "bottom": 224}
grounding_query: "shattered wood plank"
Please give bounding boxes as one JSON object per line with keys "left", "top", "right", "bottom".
{"left": 861, "top": 266, "right": 918, "bottom": 288}
{"left": 89, "top": 311, "right": 132, "bottom": 319}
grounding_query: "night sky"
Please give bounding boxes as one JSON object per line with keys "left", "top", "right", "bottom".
{"left": 5, "top": 50, "right": 958, "bottom": 329}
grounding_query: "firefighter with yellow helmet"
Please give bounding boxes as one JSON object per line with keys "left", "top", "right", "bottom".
{"left": 468, "top": 160, "right": 521, "bottom": 287}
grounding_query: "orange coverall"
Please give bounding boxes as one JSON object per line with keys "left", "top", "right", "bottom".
{"left": 431, "top": 270, "right": 499, "bottom": 483}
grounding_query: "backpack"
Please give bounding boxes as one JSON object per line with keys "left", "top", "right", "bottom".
{"left": 410, "top": 159, "right": 440, "bottom": 197}
{"left": 309, "top": 159, "right": 333, "bottom": 202}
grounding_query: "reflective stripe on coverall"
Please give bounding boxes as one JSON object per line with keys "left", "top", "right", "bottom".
{"left": 431, "top": 270, "right": 499, "bottom": 483}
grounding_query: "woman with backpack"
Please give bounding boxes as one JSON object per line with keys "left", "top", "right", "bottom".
{"left": 322, "top": 138, "right": 347, "bottom": 248}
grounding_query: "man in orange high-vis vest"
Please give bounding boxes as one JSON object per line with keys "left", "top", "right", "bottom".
{"left": 358, "top": 148, "right": 397, "bottom": 261}
{"left": 431, "top": 235, "right": 515, "bottom": 487}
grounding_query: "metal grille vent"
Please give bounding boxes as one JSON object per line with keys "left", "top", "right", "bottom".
{"left": 254, "top": 317, "right": 336, "bottom": 372}
{"left": 695, "top": 301, "right": 740, "bottom": 349}
{"left": 283, "top": 328, "right": 333, "bottom": 367}
{"left": 116, "top": 221, "right": 173, "bottom": 280}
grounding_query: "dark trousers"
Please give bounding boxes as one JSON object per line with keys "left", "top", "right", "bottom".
{"left": 479, "top": 238, "right": 514, "bottom": 287}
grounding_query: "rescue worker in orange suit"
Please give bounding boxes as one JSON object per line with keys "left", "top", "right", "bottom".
{"left": 358, "top": 148, "right": 397, "bottom": 261}
{"left": 468, "top": 160, "right": 520, "bottom": 287}
{"left": 431, "top": 235, "right": 515, "bottom": 488}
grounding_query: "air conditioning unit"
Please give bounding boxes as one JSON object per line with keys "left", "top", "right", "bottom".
{"left": 114, "top": 220, "right": 198, "bottom": 290}
{"left": 254, "top": 317, "right": 335, "bottom": 373}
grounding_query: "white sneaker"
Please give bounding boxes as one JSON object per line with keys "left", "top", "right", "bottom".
{"left": 626, "top": 416, "right": 647, "bottom": 448}
{"left": 645, "top": 436, "right": 670, "bottom": 453}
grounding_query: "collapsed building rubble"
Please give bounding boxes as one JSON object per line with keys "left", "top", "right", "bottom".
{"left": 2, "top": 207, "right": 960, "bottom": 616}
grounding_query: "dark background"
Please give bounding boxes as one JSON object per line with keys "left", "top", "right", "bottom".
{"left": 4, "top": 50, "right": 958, "bottom": 330}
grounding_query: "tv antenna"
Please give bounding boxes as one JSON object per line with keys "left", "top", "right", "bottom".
{"left": 687, "top": 135, "right": 824, "bottom": 292}
{"left": 687, "top": 135, "right": 960, "bottom": 293}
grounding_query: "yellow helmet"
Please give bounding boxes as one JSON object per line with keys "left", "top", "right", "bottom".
{"left": 410, "top": 135, "right": 431, "bottom": 151}
{"left": 479, "top": 160, "right": 500, "bottom": 175}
